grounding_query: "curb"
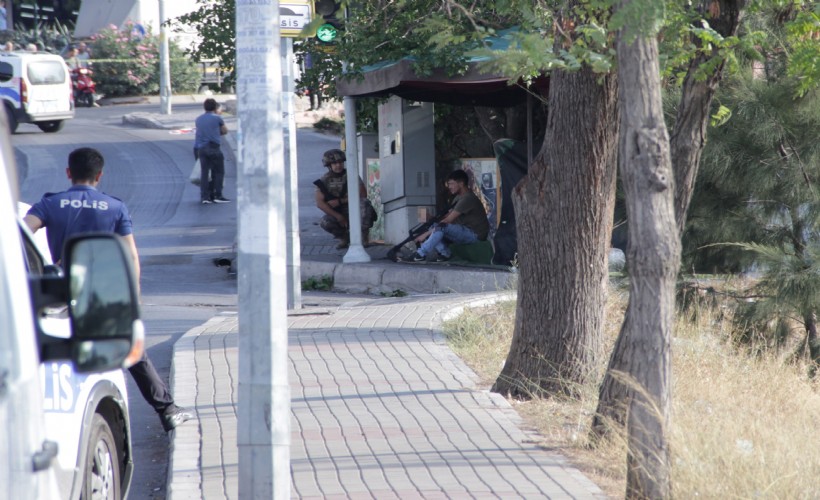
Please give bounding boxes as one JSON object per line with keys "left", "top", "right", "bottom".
{"left": 301, "top": 259, "right": 516, "bottom": 295}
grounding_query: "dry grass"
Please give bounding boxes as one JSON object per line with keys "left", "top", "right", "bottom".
{"left": 442, "top": 287, "right": 820, "bottom": 499}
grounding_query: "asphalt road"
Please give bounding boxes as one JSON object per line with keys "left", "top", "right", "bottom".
{"left": 12, "top": 102, "right": 341, "bottom": 498}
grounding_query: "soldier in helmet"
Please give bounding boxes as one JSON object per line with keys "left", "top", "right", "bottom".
{"left": 314, "top": 148, "right": 376, "bottom": 249}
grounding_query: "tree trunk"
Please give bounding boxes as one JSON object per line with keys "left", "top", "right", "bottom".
{"left": 593, "top": 0, "right": 746, "bottom": 437}
{"left": 671, "top": 0, "right": 746, "bottom": 234}
{"left": 612, "top": 15, "right": 679, "bottom": 498}
{"left": 805, "top": 314, "right": 820, "bottom": 363}
{"left": 491, "top": 64, "right": 618, "bottom": 398}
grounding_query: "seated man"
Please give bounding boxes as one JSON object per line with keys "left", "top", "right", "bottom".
{"left": 314, "top": 149, "right": 376, "bottom": 249}
{"left": 411, "top": 169, "right": 489, "bottom": 262}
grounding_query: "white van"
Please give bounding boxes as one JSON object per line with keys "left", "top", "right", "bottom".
{"left": 1, "top": 111, "right": 141, "bottom": 499}
{"left": 0, "top": 51, "right": 74, "bottom": 133}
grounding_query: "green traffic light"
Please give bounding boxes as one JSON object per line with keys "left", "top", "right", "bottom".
{"left": 316, "top": 23, "right": 338, "bottom": 43}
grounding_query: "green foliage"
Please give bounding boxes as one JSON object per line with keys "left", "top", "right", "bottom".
{"left": 313, "top": 116, "right": 344, "bottom": 134}
{"left": 172, "top": 0, "right": 236, "bottom": 84}
{"left": 294, "top": 39, "right": 342, "bottom": 102}
{"left": 89, "top": 24, "right": 200, "bottom": 97}
{"left": 684, "top": 63, "right": 820, "bottom": 353}
{"left": 302, "top": 275, "right": 334, "bottom": 291}
{"left": 786, "top": 8, "right": 820, "bottom": 96}
{"left": 609, "top": 0, "right": 666, "bottom": 42}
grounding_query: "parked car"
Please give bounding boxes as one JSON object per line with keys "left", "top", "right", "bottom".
{"left": 1, "top": 109, "right": 141, "bottom": 499}
{"left": 18, "top": 202, "right": 136, "bottom": 499}
{"left": 0, "top": 51, "right": 75, "bottom": 133}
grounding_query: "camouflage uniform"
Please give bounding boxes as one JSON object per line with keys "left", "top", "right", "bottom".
{"left": 317, "top": 170, "right": 376, "bottom": 243}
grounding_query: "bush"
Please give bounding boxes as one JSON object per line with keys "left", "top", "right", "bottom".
{"left": 89, "top": 23, "right": 200, "bottom": 97}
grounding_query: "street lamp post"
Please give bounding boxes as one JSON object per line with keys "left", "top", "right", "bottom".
{"left": 158, "top": 0, "right": 171, "bottom": 115}
{"left": 236, "top": 0, "right": 289, "bottom": 497}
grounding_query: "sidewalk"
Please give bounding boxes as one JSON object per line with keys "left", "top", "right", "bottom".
{"left": 167, "top": 293, "right": 607, "bottom": 499}
{"left": 119, "top": 100, "right": 605, "bottom": 498}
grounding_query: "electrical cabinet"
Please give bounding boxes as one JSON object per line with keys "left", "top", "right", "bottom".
{"left": 377, "top": 96, "right": 436, "bottom": 243}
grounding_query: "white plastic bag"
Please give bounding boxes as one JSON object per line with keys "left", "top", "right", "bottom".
{"left": 189, "top": 159, "right": 201, "bottom": 186}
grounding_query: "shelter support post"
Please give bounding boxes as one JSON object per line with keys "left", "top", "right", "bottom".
{"left": 343, "top": 95, "right": 371, "bottom": 263}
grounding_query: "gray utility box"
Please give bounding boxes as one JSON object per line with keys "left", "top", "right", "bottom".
{"left": 377, "top": 96, "right": 436, "bottom": 244}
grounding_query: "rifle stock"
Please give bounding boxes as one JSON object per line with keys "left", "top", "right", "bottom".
{"left": 386, "top": 213, "right": 446, "bottom": 262}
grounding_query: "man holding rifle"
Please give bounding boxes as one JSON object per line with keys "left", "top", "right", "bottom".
{"left": 409, "top": 169, "right": 489, "bottom": 263}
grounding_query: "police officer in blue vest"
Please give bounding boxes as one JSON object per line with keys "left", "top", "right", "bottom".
{"left": 24, "top": 147, "right": 193, "bottom": 432}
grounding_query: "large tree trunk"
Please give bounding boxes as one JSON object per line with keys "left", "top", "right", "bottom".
{"left": 611, "top": 14, "right": 679, "bottom": 497}
{"left": 593, "top": 0, "right": 746, "bottom": 436}
{"left": 491, "top": 64, "right": 618, "bottom": 398}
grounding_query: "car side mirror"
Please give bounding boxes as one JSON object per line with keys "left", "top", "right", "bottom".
{"left": 64, "top": 234, "right": 144, "bottom": 372}
{"left": 31, "top": 234, "right": 144, "bottom": 372}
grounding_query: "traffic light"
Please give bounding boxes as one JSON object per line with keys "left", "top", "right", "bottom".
{"left": 314, "top": 0, "right": 343, "bottom": 44}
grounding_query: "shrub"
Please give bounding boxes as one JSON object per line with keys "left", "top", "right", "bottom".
{"left": 89, "top": 23, "right": 200, "bottom": 97}
{"left": 301, "top": 275, "right": 333, "bottom": 291}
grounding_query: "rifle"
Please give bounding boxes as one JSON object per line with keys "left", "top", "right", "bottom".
{"left": 387, "top": 211, "right": 447, "bottom": 262}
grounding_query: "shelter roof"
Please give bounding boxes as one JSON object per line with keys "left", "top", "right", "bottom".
{"left": 335, "top": 29, "right": 547, "bottom": 107}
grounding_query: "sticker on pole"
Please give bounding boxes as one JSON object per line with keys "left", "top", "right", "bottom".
{"left": 280, "top": 1, "right": 313, "bottom": 37}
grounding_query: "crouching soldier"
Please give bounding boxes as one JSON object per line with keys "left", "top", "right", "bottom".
{"left": 314, "top": 149, "right": 377, "bottom": 249}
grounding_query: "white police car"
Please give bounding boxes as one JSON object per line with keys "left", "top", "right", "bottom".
{"left": 0, "top": 51, "right": 75, "bottom": 134}
{"left": 1, "top": 110, "right": 141, "bottom": 499}
{"left": 18, "top": 204, "right": 135, "bottom": 499}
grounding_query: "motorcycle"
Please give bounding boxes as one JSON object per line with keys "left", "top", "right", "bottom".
{"left": 70, "top": 67, "right": 99, "bottom": 107}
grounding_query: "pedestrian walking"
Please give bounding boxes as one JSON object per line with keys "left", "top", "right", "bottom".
{"left": 24, "top": 147, "right": 194, "bottom": 432}
{"left": 194, "top": 98, "right": 229, "bottom": 204}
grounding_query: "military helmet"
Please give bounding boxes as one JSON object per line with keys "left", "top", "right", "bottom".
{"left": 322, "top": 149, "right": 346, "bottom": 167}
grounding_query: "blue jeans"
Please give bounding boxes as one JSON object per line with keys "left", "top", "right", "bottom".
{"left": 418, "top": 223, "right": 478, "bottom": 258}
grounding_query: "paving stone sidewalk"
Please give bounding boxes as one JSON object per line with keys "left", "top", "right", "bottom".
{"left": 167, "top": 293, "right": 606, "bottom": 499}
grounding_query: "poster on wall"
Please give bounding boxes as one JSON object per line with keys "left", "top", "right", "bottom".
{"left": 366, "top": 158, "right": 385, "bottom": 242}
{"left": 460, "top": 158, "right": 500, "bottom": 237}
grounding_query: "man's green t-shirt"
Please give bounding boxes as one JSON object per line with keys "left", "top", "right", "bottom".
{"left": 452, "top": 191, "right": 489, "bottom": 240}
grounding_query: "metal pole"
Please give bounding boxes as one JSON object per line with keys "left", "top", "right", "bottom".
{"left": 342, "top": 94, "right": 370, "bottom": 263}
{"left": 236, "top": 1, "right": 290, "bottom": 498}
{"left": 282, "top": 38, "right": 302, "bottom": 309}
{"left": 158, "top": 0, "right": 172, "bottom": 115}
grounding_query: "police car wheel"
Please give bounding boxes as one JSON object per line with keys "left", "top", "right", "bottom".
{"left": 82, "top": 414, "right": 121, "bottom": 500}
{"left": 37, "top": 120, "right": 64, "bottom": 133}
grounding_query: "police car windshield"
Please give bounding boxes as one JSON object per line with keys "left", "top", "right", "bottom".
{"left": 27, "top": 61, "right": 66, "bottom": 85}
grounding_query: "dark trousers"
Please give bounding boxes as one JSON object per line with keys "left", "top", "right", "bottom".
{"left": 128, "top": 353, "right": 176, "bottom": 416}
{"left": 197, "top": 144, "right": 225, "bottom": 201}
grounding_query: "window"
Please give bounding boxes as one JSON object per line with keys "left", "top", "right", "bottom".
{"left": 26, "top": 61, "right": 66, "bottom": 85}
{"left": 0, "top": 61, "right": 12, "bottom": 83}
{"left": 20, "top": 228, "right": 44, "bottom": 276}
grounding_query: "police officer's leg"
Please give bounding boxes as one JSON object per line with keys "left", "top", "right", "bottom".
{"left": 128, "top": 352, "right": 193, "bottom": 432}
{"left": 128, "top": 352, "right": 175, "bottom": 414}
